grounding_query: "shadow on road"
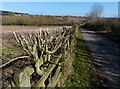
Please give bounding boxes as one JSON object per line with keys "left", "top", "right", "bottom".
{"left": 81, "top": 28, "right": 120, "bottom": 89}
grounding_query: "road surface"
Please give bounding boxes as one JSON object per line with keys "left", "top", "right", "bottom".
{"left": 81, "top": 28, "right": 120, "bottom": 88}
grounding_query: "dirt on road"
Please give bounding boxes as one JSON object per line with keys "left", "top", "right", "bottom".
{"left": 81, "top": 28, "right": 120, "bottom": 88}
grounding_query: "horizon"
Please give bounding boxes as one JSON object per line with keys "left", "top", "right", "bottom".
{"left": 1, "top": 2, "right": 118, "bottom": 17}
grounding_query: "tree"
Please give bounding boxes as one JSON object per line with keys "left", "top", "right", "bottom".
{"left": 84, "top": 4, "right": 104, "bottom": 30}
{"left": 86, "top": 4, "right": 104, "bottom": 23}
{"left": 87, "top": 4, "right": 103, "bottom": 18}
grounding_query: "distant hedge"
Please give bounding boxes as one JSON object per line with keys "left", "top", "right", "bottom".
{"left": 83, "top": 18, "right": 120, "bottom": 44}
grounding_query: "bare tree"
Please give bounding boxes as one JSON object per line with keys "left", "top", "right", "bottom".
{"left": 87, "top": 4, "right": 104, "bottom": 18}
{"left": 86, "top": 4, "right": 104, "bottom": 23}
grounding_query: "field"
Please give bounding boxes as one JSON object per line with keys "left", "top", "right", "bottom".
{"left": 2, "top": 16, "right": 85, "bottom": 26}
{"left": 2, "top": 25, "right": 65, "bottom": 32}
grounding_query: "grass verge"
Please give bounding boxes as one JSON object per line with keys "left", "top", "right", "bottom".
{"left": 65, "top": 29, "right": 99, "bottom": 88}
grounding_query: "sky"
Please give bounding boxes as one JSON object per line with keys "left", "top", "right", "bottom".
{"left": 1, "top": 2, "right": 118, "bottom": 17}
{"left": 1, "top": 0, "right": 119, "bottom": 2}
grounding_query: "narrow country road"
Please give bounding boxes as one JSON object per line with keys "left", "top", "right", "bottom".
{"left": 81, "top": 28, "right": 120, "bottom": 88}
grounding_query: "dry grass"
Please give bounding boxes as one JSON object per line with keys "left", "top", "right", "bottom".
{"left": 2, "top": 16, "right": 85, "bottom": 26}
{"left": 2, "top": 16, "right": 62, "bottom": 25}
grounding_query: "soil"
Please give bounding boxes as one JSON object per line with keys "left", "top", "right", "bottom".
{"left": 2, "top": 25, "right": 64, "bottom": 33}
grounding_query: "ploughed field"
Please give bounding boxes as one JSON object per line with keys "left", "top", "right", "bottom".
{"left": 2, "top": 25, "right": 65, "bottom": 32}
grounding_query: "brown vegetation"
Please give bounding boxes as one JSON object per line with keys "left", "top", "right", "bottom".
{"left": 83, "top": 18, "right": 120, "bottom": 44}
{"left": 2, "top": 16, "right": 85, "bottom": 26}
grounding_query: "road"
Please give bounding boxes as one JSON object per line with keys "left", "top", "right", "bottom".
{"left": 81, "top": 28, "right": 120, "bottom": 88}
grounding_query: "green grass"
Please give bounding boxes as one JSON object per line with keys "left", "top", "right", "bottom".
{"left": 65, "top": 29, "right": 99, "bottom": 88}
{"left": 2, "top": 41, "right": 24, "bottom": 61}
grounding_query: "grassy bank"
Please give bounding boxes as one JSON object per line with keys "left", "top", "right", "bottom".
{"left": 65, "top": 29, "right": 99, "bottom": 88}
